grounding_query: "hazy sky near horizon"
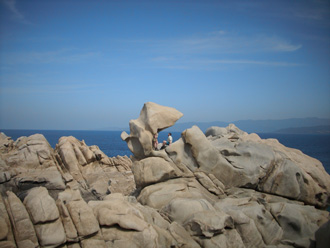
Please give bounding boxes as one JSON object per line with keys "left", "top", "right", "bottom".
{"left": 1, "top": 0, "right": 330, "bottom": 130}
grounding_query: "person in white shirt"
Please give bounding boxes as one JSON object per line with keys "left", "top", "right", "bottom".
{"left": 167, "top": 133, "right": 173, "bottom": 145}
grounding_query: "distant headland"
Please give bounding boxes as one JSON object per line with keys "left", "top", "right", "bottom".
{"left": 275, "top": 125, "right": 330, "bottom": 134}
{"left": 99, "top": 117, "right": 330, "bottom": 133}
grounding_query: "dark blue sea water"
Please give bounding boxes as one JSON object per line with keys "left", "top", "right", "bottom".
{"left": 1, "top": 130, "right": 330, "bottom": 174}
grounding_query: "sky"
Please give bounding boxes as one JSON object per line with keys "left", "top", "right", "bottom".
{"left": 0, "top": 0, "right": 329, "bottom": 130}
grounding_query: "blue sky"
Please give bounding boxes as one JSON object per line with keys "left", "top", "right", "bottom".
{"left": 0, "top": 0, "right": 329, "bottom": 130}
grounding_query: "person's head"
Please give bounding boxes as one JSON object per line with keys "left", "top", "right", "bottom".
{"left": 168, "top": 133, "right": 172, "bottom": 136}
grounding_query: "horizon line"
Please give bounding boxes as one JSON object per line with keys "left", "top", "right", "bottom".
{"left": 1, "top": 116, "right": 330, "bottom": 132}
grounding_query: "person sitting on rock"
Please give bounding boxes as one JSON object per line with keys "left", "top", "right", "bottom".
{"left": 160, "top": 140, "right": 167, "bottom": 150}
{"left": 152, "top": 133, "right": 159, "bottom": 150}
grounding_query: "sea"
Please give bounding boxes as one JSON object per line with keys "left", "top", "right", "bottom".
{"left": 1, "top": 129, "right": 330, "bottom": 174}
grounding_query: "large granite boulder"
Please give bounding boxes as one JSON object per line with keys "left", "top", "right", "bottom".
{"left": 0, "top": 193, "right": 15, "bottom": 248}
{"left": 88, "top": 192, "right": 199, "bottom": 247}
{"left": 163, "top": 124, "right": 330, "bottom": 208}
{"left": 121, "top": 102, "right": 183, "bottom": 159}
{"left": 132, "top": 157, "right": 178, "bottom": 188}
{"left": 55, "top": 136, "right": 135, "bottom": 199}
{"left": 205, "top": 125, "right": 330, "bottom": 208}
{"left": 5, "top": 191, "right": 39, "bottom": 248}
{"left": 0, "top": 133, "right": 65, "bottom": 197}
{"left": 23, "top": 187, "right": 66, "bottom": 247}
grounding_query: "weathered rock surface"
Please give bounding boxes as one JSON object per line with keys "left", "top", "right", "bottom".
{"left": 0, "top": 102, "right": 329, "bottom": 248}
{"left": 0, "top": 131, "right": 136, "bottom": 247}
{"left": 129, "top": 103, "right": 330, "bottom": 247}
{"left": 121, "top": 102, "right": 183, "bottom": 159}
{"left": 5, "top": 191, "right": 38, "bottom": 248}
{"left": 0, "top": 132, "right": 135, "bottom": 200}
{"left": 205, "top": 125, "right": 330, "bottom": 208}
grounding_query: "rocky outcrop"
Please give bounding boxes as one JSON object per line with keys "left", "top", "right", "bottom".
{"left": 0, "top": 102, "right": 329, "bottom": 248}
{"left": 0, "top": 133, "right": 135, "bottom": 200}
{"left": 121, "top": 102, "right": 183, "bottom": 159}
{"left": 0, "top": 131, "right": 136, "bottom": 247}
{"left": 55, "top": 136, "right": 135, "bottom": 198}
{"left": 124, "top": 103, "right": 330, "bottom": 247}
{"left": 204, "top": 125, "right": 329, "bottom": 208}
{"left": 0, "top": 133, "right": 65, "bottom": 197}
{"left": 1, "top": 185, "right": 200, "bottom": 248}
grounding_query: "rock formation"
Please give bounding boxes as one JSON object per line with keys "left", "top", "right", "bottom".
{"left": 0, "top": 133, "right": 136, "bottom": 247}
{"left": 121, "top": 102, "right": 183, "bottom": 160}
{"left": 0, "top": 102, "right": 329, "bottom": 248}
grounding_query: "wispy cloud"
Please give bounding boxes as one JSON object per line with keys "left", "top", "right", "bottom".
{"left": 151, "top": 56, "right": 175, "bottom": 62}
{"left": 1, "top": 83, "right": 104, "bottom": 95}
{"left": 288, "top": 1, "right": 330, "bottom": 22}
{"left": 199, "top": 59, "right": 302, "bottom": 67}
{"left": 123, "top": 31, "right": 302, "bottom": 55}
{"left": 144, "top": 31, "right": 303, "bottom": 70}
{"left": 3, "top": 48, "right": 101, "bottom": 65}
{"left": 178, "top": 32, "right": 302, "bottom": 53}
{"left": 2, "top": 0, "right": 31, "bottom": 25}
{"left": 250, "top": 35, "right": 302, "bottom": 52}
{"left": 150, "top": 57, "right": 302, "bottom": 70}
{"left": 210, "top": 30, "right": 226, "bottom": 36}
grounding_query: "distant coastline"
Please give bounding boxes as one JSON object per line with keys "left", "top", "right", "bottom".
{"left": 2, "top": 117, "right": 330, "bottom": 134}
{"left": 166, "top": 117, "right": 330, "bottom": 133}
{"left": 275, "top": 125, "right": 330, "bottom": 134}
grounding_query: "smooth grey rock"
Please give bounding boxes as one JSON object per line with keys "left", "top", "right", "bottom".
{"left": 132, "top": 157, "right": 178, "bottom": 188}
{"left": 80, "top": 238, "right": 107, "bottom": 248}
{"left": 66, "top": 200, "right": 99, "bottom": 237}
{"left": 0, "top": 216, "right": 8, "bottom": 241}
{"left": 138, "top": 178, "right": 218, "bottom": 209}
{"left": 56, "top": 199, "right": 78, "bottom": 242}
{"left": 198, "top": 229, "right": 245, "bottom": 248}
{"left": 23, "top": 187, "right": 59, "bottom": 224}
{"left": 226, "top": 209, "right": 265, "bottom": 248}
{"left": 0, "top": 241, "right": 16, "bottom": 248}
{"left": 34, "top": 218, "right": 66, "bottom": 247}
{"left": 194, "top": 171, "right": 225, "bottom": 196}
{"left": 270, "top": 202, "right": 329, "bottom": 247}
{"left": 161, "top": 198, "right": 215, "bottom": 224}
{"left": 206, "top": 125, "right": 330, "bottom": 208}
{"left": 182, "top": 125, "right": 243, "bottom": 187}
{"left": 5, "top": 191, "right": 38, "bottom": 248}
{"left": 0, "top": 194, "right": 14, "bottom": 245}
